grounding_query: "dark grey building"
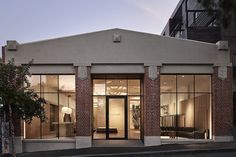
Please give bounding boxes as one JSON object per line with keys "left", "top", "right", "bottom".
{"left": 162, "top": 0, "right": 236, "bottom": 139}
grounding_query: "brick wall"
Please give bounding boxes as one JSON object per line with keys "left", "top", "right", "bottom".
{"left": 143, "top": 67, "right": 160, "bottom": 136}
{"left": 75, "top": 67, "right": 92, "bottom": 136}
{"left": 213, "top": 66, "right": 233, "bottom": 136}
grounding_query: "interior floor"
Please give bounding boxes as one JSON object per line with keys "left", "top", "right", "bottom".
{"left": 93, "top": 129, "right": 140, "bottom": 139}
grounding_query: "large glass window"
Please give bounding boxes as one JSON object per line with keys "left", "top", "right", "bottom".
{"left": 25, "top": 75, "right": 75, "bottom": 139}
{"left": 106, "top": 79, "right": 127, "bottom": 95}
{"left": 93, "top": 79, "right": 141, "bottom": 140}
{"left": 160, "top": 75, "right": 212, "bottom": 140}
{"left": 177, "top": 75, "right": 194, "bottom": 92}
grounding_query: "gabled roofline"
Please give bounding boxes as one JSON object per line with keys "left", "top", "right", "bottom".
{"left": 5, "top": 27, "right": 216, "bottom": 48}
{"left": 10, "top": 28, "right": 163, "bottom": 46}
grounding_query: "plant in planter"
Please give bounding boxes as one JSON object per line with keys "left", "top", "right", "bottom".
{"left": 132, "top": 105, "right": 140, "bottom": 130}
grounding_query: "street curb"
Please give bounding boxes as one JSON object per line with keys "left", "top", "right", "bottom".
{"left": 66, "top": 147, "right": 236, "bottom": 157}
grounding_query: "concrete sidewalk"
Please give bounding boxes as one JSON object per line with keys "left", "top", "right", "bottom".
{"left": 16, "top": 142, "right": 236, "bottom": 157}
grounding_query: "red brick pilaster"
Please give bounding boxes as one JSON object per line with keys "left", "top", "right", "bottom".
{"left": 75, "top": 66, "right": 92, "bottom": 136}
{"left": 143, "top": 66, "right": 160, "bottom": 136}
{"left": 213, "top": 66, "right": 233, "bottom": 137}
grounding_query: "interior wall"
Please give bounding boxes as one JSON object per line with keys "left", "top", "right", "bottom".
{"left": 179, "top": 97, "right": 194, "bottom": 127}
{"left": 179, "top": 94, "right": 210, "bottom": 131}
{"left": 195, "top": 94, "right": 211, "bottom": 131}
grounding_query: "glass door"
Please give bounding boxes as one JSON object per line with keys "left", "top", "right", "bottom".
{"left": 106, "top": 96, "right": 127, "bottom": 139}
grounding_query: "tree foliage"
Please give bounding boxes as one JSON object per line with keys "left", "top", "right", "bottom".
{"left": 0, "top": 59, "right": 46, "bottom": 123}
{"left": 198, "top": 0, "right": 236, "bottom": 27}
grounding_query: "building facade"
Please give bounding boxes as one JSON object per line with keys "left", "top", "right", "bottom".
{"left": 2, "top": 29, "right": 233, "bottom": 153}
{"left": 161, "top": 0, "right": 236, "bottom": 138}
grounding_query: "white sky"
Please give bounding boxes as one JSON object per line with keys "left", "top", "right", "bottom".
{"left": 0, "top": 0, "right": 180, "bottom": 57}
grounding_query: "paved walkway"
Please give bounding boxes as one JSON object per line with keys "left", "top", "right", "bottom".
{"left": 15, "top": 141, "right": 236, "bottom": 157}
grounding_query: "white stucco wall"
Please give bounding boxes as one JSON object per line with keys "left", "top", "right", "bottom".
{"left": 5, "top": 29, "right": 230, "bottom": 68}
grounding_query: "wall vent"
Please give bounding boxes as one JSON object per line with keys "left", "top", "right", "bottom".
{"left": 113, "top": 34, "right": 121, "bottom": 43}
{"left": 7, "top": 40, "right": 18, "bottom": 51}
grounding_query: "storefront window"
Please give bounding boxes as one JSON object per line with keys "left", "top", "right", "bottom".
{"left": 93, "top": 79, "right": 141, "bottom": 140}
{"left": 27, "top": 75, "right": 40, "bottom": 92}
{"left": 41, "top": 93, "right": 58, "bottom": 139}
{"left": 128, "top": 80, "right": 140, "bottom": 95}
{"left": 160, "top": 75, "right": 212, "bottom": 140}
{"left": 93, "top": 96, "right": 106, "bottom": 139}
{"left": 93, "top": 80, "right": 106, "bottom": 95}
{"left": 25, "top": 75, "right": 75, "bottom": 139}
{"left": 59, "top": 75, "right": 75, "bottom": 92}
{"left": 177, "top": 75, "right": 194, "bottom": 92}
{"left": 106, "top": 79, "right": 127, "bottom": 95}
{"left": 41, "top": 75, "right": 58, "bottom": 92}
{"left": 160, "top": 75, "right": 176, "bottom": 93}
{"left": 195, "top": 75, "right": 211, "bottom": 92}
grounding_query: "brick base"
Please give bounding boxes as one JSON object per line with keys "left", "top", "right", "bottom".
{"left": 76, "top": 136, "right": 92, "bottom": 149}
{"left": 144, "top": 136, "right": 161, "bottom": 146}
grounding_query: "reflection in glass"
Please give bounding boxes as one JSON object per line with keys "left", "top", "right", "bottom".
{"left": 93, "top": 80, "right": 105, "bottom": 95}
{"left": 177, "top": 75, "right": 194, "bottom": 92}
{"left": 41, "top": 75, "right": 58, "bottom": 92}
{"left": 106, "top": 80, "right": 127, "bottom": 95}
{"left": 128, "top": 97, "right": 140, "bottom": 139}
{"left": 27, "top": 75, "right": 40, "bottom": 92}
{"left": 160, "top": 75, "right": 176, "bottom": 93}
{"left": 93, "top": 96, "right": 106, "bottom": 139}
{"left": 59, "top": 75, "right": 75, "bottom": 92}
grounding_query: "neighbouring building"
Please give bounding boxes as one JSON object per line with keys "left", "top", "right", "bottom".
{"left": 2, "top": 28, "right": 233, "bottom": 153}
{"left": 161, "top": 0, "right": 236, "bottom": 138}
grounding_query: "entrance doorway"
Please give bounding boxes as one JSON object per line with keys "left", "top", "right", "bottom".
{"left": 106, "top": 96, "right": 127, "bottom": 139}
{"left": 93, "top": 78, "right": 141, "bottom": 140}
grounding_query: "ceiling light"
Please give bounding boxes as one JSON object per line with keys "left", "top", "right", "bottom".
{"left": 62, "top": 107, "right": 72, "bottom": 114}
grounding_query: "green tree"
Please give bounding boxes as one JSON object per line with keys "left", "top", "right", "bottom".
{"left": 198, "top": 0, "right": 236, "bottom": 27}
{"left": 0, "top": 59, "right": 46, "bottom": 156}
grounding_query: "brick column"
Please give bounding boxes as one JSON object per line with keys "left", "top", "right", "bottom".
{"left": 75, "top": 66, "right": 92, "bottom": 148}
{"left": 213, "top": 66, "right": 233, "bottom": 141}
{"left": 143, "top": 66, "right": 161, "bottom": 146}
